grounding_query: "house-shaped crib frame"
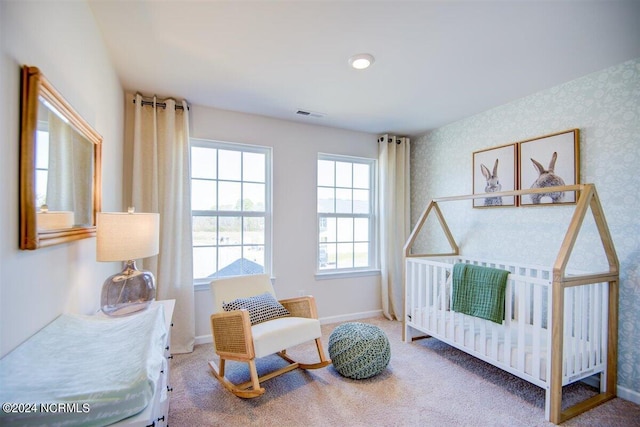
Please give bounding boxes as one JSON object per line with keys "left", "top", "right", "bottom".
{"left": 403, "top": 184, "right": 619, "bottom": 424}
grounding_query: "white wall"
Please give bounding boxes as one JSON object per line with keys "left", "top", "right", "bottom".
{"left": 187, "top": 106, "right": 381, "bottom": 339}
{"left": 0, "top": 1, "right": 124, "bottom": 356}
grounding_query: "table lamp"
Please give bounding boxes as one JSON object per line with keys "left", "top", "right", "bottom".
{"left": 97, "top": 207, "right": 159, "bottom": 316}
{"left": 37, "top": 205, "right": 75, "bottom": 230}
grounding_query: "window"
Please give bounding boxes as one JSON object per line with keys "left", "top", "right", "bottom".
{"left": 317, "top": 154, "right": 376, "bottom": 273}
{"left": 191, "top": 139, "right": 271, "bottom": 284}
{"left": 35, "top": 122, "right": 50, "bottom": 208}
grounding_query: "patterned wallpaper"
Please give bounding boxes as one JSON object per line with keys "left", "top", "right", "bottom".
{"left": 411, "top": 58, "right": 640, "bottom": 395}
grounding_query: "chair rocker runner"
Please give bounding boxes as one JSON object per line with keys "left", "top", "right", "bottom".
{"left": 209, "top": 274, "right": 331, "bottom": 398}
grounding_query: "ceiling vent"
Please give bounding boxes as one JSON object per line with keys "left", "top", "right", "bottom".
{"left": 296, "top": 109, "right": 325, "bottom": 118}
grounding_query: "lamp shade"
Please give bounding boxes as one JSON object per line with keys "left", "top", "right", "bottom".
{"left": 96, "top": 211, "right": 159, "bottom": 262}
{"left": 37, "top": 211, "right": 74, "bottom": 230}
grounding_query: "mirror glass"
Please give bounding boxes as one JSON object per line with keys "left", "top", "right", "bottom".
{"left": 20, "top": 66, "right": 102, "bottom": 249}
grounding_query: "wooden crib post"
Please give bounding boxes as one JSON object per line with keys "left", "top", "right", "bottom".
{"left": 604, "top": 278, "right": 619, "bottom": 396}
{"left": 548, "top": 273, "right": 565, "bottom": 424}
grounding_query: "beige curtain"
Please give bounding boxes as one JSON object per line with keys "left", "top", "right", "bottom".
{"left": 46, "top": 112, "right": 73, "bottom": 211}
{"left": 378, "top": 134, "right": 410, "bottom": 320}
{"left": 132, "top": 94, "right": 195, "bottom": 353}
{"left": 46, "top": 112, "right": 93, "bottom": 225}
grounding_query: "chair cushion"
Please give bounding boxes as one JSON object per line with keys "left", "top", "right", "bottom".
{"left": 210, "top": 274, "right": 275, "bottom": 314}
{"left": 251, "top": 317, "right": 322, "bottom": 358}
{"left": 222, "top": 292, "right": 290, "bottom": 325}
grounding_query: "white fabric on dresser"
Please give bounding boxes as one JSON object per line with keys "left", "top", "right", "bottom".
{"left": 0, "top": 305, "right": 167, "bottom": 427}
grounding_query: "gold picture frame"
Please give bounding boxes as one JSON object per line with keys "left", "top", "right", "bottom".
{"left": 518, "top": 129, "right": 580, "bottom": 206}
{"left": 472, "top": 143, "right": 517, "bottom": 208}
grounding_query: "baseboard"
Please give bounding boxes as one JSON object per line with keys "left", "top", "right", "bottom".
{"left": 578, "top": 375, "right": 639, "bottom": 406}
{"left": 617, "top": 384, "right": 640, "bottom": 405}
{"left": 194, "top": 309, "right": 384, "bottom": 346}
{"left": 195, "top": 334, "right": 213, "bottom": 345}
{"left": 318, "top": 309, "right": 383, "bottom": 325}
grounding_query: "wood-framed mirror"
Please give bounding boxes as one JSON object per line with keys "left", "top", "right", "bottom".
{"left": 20, "top": 66, "right": 102, "bottom": 250}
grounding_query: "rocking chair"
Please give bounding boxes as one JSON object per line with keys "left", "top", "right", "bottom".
{"left": 208, "top": 274, "right": 331, "bottom": 398}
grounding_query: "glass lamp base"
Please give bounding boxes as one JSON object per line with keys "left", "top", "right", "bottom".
{"left": 101, "top": 260, "right": 156, "bottom": 317}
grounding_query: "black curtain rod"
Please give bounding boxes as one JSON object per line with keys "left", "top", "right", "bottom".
{"left": 132, "top": 98, "right": 189, "bottom": 111}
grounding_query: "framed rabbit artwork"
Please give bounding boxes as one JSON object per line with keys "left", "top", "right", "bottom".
{"left": 472, "top": 143, "right": 517, "bottom": 208}
{"left": 518, "top": 129, "right": 580, "bottom": 206}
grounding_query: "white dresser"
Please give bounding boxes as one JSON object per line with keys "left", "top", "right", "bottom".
{"left": 111, "top": 299, "right": 175, "bottom": 427}
{"left": 0, "top": 300, "right": 176, "bottom": 427}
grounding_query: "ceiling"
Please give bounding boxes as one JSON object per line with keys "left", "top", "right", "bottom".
{"left": 88, "top": 1, "right": 640, "bottom": 136}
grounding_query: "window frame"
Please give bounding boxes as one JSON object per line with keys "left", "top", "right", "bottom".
{"left": 35, "top": 122, "right": 50, "bottom": 208}
{"left": 316, "top": 153, "right": 378, "bottom": 278}
{"left": 190, "top": 138, "right": 272, "bottom": 288}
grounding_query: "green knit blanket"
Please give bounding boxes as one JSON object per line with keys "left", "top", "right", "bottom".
{"left": 451, "top": 263, "right": 509, "bottom": 324}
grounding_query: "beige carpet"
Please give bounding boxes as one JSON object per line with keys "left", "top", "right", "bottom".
{"left": 169, "top": 317, "right": 640, "bottom": 426}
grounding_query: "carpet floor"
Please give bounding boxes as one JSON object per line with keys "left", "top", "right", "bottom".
{"left": 168, "top": 317, "right": 640, "bottom": 426}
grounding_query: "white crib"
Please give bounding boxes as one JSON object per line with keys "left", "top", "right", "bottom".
{"left": 403, "top": 185, "right": 619, "bottom": 424}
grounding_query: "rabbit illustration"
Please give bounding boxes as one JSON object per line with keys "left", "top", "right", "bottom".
{"left": 480, "top": 159, "right": 502, "bottom": 206}
{"left": 529, "top": 151, "right": 565, "bottom": 204}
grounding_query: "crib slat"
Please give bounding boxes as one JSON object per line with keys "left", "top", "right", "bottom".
{"left": 408, "top": 261, "right": 414, "bottom": 324}
{"left": 468, "top": 309, "right": 475, "bottom": 350}
{"left": 439, "top": 265, "right": 449, "bottom": 340}
{"left": 517, "top": 279, "right": 526, "bottom": 372}
{"left": 564, "top": 288, "right": 574, "bottom": 379}
{"left": 591, "top": 283, "right": 599, "bottom": 369}
{"left": 574, "top": 287, "right": 582, "bottom": 374}
{"left": 421, "top": 264, "right": 427, "bottom": 328}
{"left": 407, "top": 263, "right": 422, "bottom": 323}
{"left": 580, "top": 286, "right": 588, "bottom": 371}
{"left": 600, "top": 282, "right": 608, "bottom": 392}
{"left": 417, "top": 262, "right": 422, "bottom": 325}
{"left": 436, "top": 266, "right": 441, "bottom": 331}
{"left": 591, "top": 283, "right": 597, "bottom": 369}
{"left": 532, "top": 283, "right": 542, "bottom": 380}
{"left": 504, "top": 279, "right": 513, "bottom": 367}
{"left": 571, "top": 287, "right": 578, "bottom": 376}
{"left": 525, "top": 276, "right": 532, "bottom": 327}
{"left": 444, "top": 267, "right": 455, "bottom": 339}
{"left": 409, "top": 261, "right": 414, "bottom": 316}
{"left": 490, "top": 320, "right": 499, "bottom": 361}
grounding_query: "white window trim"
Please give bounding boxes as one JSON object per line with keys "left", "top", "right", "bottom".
{"left": 316, "top": 153, "right": 378, "bottom": 276}
{"left": 314, "top": 269, "right": 381, "bottom": 281}
{"left": 191, "top": 138, "right": 273, "bottom": 284}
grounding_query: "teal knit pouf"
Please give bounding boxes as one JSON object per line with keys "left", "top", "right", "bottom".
{"left": 328, "top": 322, "right": 390, "bottom": 379}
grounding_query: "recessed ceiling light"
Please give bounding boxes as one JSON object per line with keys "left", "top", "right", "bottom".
{"left": 348, "top": 53, "right": 375, "bottom": 70}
